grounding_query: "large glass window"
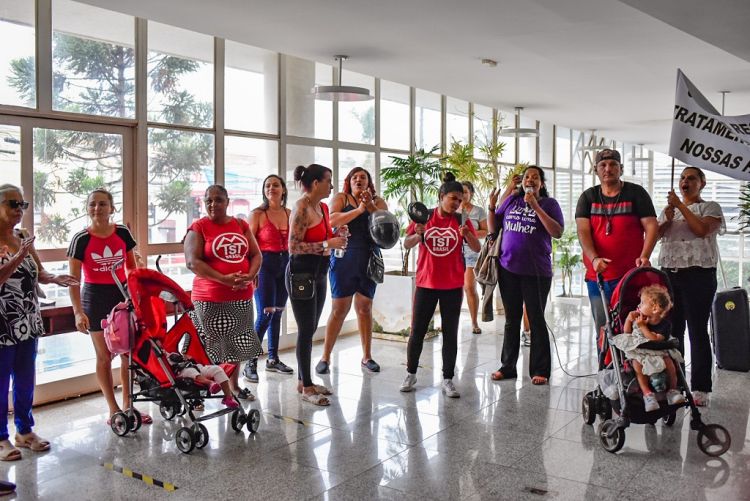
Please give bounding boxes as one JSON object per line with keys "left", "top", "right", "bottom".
{"left": 380, "top": 80, "right": 409, "bottom": 151}
{"left": 338, "top": 149, "right": 375, "bottom": 193}
{"left": 225, "top": 41, "right": 278, "bottom": 134}
{"left": 539, "top": 122, "right": 554, "bottom": 167}
{"left": 147, "top": 128, "right": 214, "bottom": 243}
{"left": 148, "top": 22, "right": 213, "bottom": 128}
{"left": 415, "top": 89, "right": 440, "bottom": 151}
{"left": 338, "top": 70, "right": 374, "bottom": 145}
{"left": 52, "top": 1, "right": 135, "bottom": 118}
{"left": 286, "top": 56, "right": 332, "bottom": 140}
{"left": 0, "top": 124, "right": 21, "bottom": 186}
{"left": 517, "top": 116, "right": 537, "bottom": 165}
{"left": 285, "top": 145, "right": 333, "bottom": 204}
{"left": 33, "top": 127, "right": 124, "bottom": 249}
{"left": 445, "top": 97, "right": 469, "bottom": 144}
{"left": 498, "top": 108, "right": 515, "bottom": 163}
{"left": 224, "top": 136, "right": 279, "bottom": 219}
{"left": 473, "top": 104, "right": 493, "bottom": 161}
{"left": 556, "top": 126, "right": 571, "bottom": 169}
{"left": 0, "top": 0, "right": 35, "bottom": 108}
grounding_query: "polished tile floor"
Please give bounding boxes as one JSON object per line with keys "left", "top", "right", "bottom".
{"left": 3, "top": 301, "right": 750, "bottom": 500}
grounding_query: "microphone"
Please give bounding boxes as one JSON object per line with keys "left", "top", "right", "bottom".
{"left": 524, "top": 187, "right": 534, "bottom": 194}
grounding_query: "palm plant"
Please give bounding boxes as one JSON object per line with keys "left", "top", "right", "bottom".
{"left": 553, "top": 229, "right": 582, "bottom": 297}
{"left": 381, "top": 145, "right": 443, "bottom": 274}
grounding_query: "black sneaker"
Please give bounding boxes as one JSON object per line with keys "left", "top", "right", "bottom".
{"left": 361, "top": 359, "right": 381, "bottom": 372}
{"left": 266, "top": 359, "right": 294, "bottom": 374}
{"left": 315, "top": 360, "right": 330, "bottom": 374}
{"left": 243, "top": 359, "right": 259, "bottom": 383}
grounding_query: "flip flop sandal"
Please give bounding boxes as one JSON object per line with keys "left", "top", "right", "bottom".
{"left": 301, "top": 392, "right": 330, "bottom": 406}
{"left": 236, "top": 388, "right": 256, "bottom": 401}
{"left": 531, "top": 376, "right": 548, "bottom": 385}
{"left": 140, "top": 413, "right": 153, "bottom": 425}
{"left": 472, "top": 327, "right": 482, "bottom": 334}
{"left": 313, "top": 384, "right": 333, "bottom": 396}
{"left": 0, "top": 440, "right": 21, "bottom": 461}
{"left": 14, "top": 432, "right": 51, "bottom": 452}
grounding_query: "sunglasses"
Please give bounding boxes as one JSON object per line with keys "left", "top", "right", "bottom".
{"left": 4, "top": 200, "right": 29, "bottom": 210}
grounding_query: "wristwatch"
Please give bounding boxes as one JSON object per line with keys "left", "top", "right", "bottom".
{"left": 321, "top": 241, "right": 329, "bottom": 250}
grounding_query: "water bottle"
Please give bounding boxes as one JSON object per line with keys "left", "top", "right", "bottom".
{"left": 334, "top": 226, "right": 348, "bottom": 258}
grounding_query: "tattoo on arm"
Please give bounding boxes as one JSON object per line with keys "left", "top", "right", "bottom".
{"left": 289, "top": 207, "right": 324, "bottom": 254}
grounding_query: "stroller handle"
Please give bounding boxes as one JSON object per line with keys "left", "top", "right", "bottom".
{"left": 109, "top": 258, "right": 130, "bottom": 301}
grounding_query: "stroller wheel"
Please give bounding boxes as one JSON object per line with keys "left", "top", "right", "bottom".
{"left": 663, "top": 411, "right": 677, "bottom": 427}
{"left": 128, "top": 408, "right": 142, "bottom": 432}
{"left": 247, "top": 409, "right": 261, "bottom": 434}
{"left": 697, "top": 424, "right": 731, "bottom": 457}
{"left": 598, "top": 419, "right": 625, "bottom": 453}
{"left": 231, "top": 410, "right": 245, "bottom": 432}
{"left": 111, "top": 411, "right": 130, "bottom": 437}
{"left": 175, "top": 426, "right": 196, "bottom": 454}
{"left": 193, "top": 423, "right": 209, "bottom": 449}
{"left": 159, "top": 403, "right": 177, "bottom": 421}
{"left": 582, "top": 393, "right": 596, "bottom": 425}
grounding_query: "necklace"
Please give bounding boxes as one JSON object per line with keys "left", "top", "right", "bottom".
{"left": 598, "top": 184, "right": 623, "bottom": 236}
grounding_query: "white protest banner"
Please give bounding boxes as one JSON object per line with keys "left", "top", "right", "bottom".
{"left": 669, "top": 69, "right": 750, "bottom": 181}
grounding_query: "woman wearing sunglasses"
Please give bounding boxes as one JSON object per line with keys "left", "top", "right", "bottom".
{"left": 0, "top": 184, "right": 77, "bottom": 461}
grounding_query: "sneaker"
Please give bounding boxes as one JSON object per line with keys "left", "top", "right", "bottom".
{"left": 236, "top": 387, "right": 255, "bottom": 401}
{"left": 315, "top": 360, "right": 330, "bottom": 375}
{"left": 441, "top": 379, "right": 460, "bottom": 398}
{"left": 666, "top": 389, "right": 686, "bottom": 406}
{"left": 243, "top": 359, "right": 259, "bottom": 383}
{"left": 266, "top": 359, "right": 294, "bottom": 374}
{"left": 643, "top": 393, "right": 659, "bottom": 412}
{"left": 222, "top": 396, "right": 239, "bottom": 409}
{"left": 521, "top": 331, "right": 531, "bottom": 347}
{"left": 361, "top": 359, "right": 381, "bottom": 373}
{"left": 399, "top": 373, "right": 417, "bottom": 392}
{"left": 692, "top": 390, "right": 710, "bottom": 407}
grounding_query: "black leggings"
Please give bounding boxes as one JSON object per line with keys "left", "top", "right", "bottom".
{"left": 407, "top": 287, "right": 463, "bottom": 379}
{"left": 287, "top": 255, "right": 329, "bottom": 387}
{"left": 664, "top": 267, "right": 716, "bottom": 392}
{"left": 497, "top": 266, "right": 552, "bottom": 378}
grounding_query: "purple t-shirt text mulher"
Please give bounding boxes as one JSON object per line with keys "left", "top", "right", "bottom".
{"left": 495, "top": 193, "right": 564, "bottom": 277}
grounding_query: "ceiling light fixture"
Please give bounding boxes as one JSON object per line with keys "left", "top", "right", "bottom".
{"left": 499, "top": 107, "right": 539, "bottom": 137}
{"left": 481, "top": 58, "right": 498, "bottom": 67}
{"left": 311, "top": 55, "right": 373, "bottom": 102}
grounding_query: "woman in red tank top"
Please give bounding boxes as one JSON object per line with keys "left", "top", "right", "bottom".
{"left": 287, "top": 164, "right": 347, "bottom": 406}
{"left": 241, "top": 175, "right": 295, "bottom": 383}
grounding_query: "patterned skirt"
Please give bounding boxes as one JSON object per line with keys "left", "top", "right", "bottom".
{"left": 189, "top": 300, "right": 262, "bottom": 364}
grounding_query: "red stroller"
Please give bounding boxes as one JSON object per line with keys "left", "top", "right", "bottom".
{"left": 582, "top": 267, "right": 730, "bottom": 456}
{"left": 107, "top": 266, "right": 260, "bottom": 454}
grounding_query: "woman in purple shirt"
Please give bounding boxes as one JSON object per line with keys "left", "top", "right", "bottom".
{"left": 488, "top": 166, "right": 564, "bottom": 385}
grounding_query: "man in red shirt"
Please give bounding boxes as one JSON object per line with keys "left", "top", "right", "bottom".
{"left": 575, "top": 149, "right": 658, "bottom": 350}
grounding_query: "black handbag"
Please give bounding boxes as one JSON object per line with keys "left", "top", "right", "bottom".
{"left": 366, "top": 250, "right": 385, "bottom": 284}
{"left": 287, "top": 271, "right": 316, "bottom": 300}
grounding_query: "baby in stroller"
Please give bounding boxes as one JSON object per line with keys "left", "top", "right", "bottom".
{"left": 157, "top": 340, "right": 238, "bottom": 409}
{"left": 618, "top": 284, "right": 686, "bottom": 412}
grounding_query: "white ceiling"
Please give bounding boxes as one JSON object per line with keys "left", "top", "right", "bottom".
{"left": 80, "top": 0, "right": 750, "bottom": 153}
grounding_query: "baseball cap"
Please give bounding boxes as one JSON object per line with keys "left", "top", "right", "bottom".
{"left": 595, "top": 149, "right": 621, "bottom": 164}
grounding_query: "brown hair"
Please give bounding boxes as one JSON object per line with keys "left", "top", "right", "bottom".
{"left": 293, "top": 164, "right": 332, "bottom": 192}
{"left": 343, "top": 167, "right": 375, "bottom": 197}
{"left": 88, "top": 188, "right": 116, "bottom": 213}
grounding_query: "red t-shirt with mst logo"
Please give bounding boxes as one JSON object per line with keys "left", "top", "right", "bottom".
{"left": 188, "top": 217, "right": 254, "bottom": 301}
{"left": 407, "top": 208, "right": 476, "bottom": 290}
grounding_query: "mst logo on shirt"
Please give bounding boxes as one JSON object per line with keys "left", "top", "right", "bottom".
{"left": 212, "top": 233, "right": 248, "bottom": 263}
{"left": 424, "top": 226, "right": 460, "bottom": 257}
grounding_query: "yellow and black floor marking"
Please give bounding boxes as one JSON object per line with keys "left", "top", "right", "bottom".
{"left": 265, "top": 412, "right": 312, "bottom": 427}
{"left": 103, "top": 463, "right": 178, "bottom": 492}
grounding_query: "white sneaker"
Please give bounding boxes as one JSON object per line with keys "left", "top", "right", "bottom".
{"left": 643, "top": 393, "right": 659, "bottom": 412}
{"left": 400, "top": 373, "right": 417, "bottom": 392}
{"left": 441, "top": 379, "right": 460, "bottom": 398}
{"left": 666, "top": 389, "right": 686, "bottom": 405}
{"left": 692, "top": 391, "right": 710, "bottom": 407}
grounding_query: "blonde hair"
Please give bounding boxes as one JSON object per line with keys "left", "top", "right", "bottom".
{"left": 639, "top": 285, "right": 672, "bottom": 312}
